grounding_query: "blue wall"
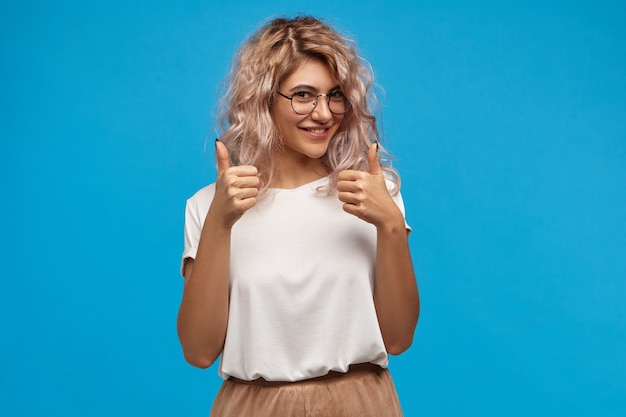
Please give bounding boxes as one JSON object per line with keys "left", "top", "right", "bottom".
{"left": 2, "top": 1, "right": 625, "bottom": 416}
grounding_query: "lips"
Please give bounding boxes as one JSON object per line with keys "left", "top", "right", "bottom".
{"left": 300, "top": 127, "right": 331, "bottom": 141}
{"left": 301, "top": 126, "right": 330, "bottom": 134}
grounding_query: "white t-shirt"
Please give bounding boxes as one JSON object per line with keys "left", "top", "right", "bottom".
{"left": 182, "top": 176, "right": 410, "bottom": 382}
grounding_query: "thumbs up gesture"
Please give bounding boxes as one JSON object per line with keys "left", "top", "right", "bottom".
{"left": 337, "top": 143, "right": 403, "bottom": 228}
{"left": 210, "top": 140, "right": 260, "bottom": 228}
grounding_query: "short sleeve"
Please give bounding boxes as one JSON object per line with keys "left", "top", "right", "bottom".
{"left": 386, "top": 179, "right": 411, "bottom": 232}
{"left": 181, "top": 199, "right": 201, "bottom": 276}
{"left": 393, "top": 191, "right": 411, "bottom": 232}
{"left": 180, "top": 184, "right": 216, "bottom": 277}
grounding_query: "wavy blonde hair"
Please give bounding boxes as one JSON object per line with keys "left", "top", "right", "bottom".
{"left": 216, "top": 15, "right": 399, "bottom": 195}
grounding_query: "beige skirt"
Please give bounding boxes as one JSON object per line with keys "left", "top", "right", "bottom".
{"left": 209, "top": 363, "right": 404, "bottom": 417}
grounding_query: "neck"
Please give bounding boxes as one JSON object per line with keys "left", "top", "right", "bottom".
{"left": 272, "top": 152, "right": 329, "bottom": 189}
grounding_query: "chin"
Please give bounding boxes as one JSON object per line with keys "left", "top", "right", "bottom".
{"left": 306, "top": 146, "right": 330, "bottom": 160}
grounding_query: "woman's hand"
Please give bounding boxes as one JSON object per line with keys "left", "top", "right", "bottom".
{"left": 211, "top": 140, "right": 260, "bottom": 229}
{"left": 337, "top": 143, "right": 403, "bottom": 230}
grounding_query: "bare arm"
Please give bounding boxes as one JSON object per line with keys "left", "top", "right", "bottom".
{"left": 337, "top": 143, "right": 420, "bottom": 355}
{"left": 177, "top": 141, "right": 259, "bottom": 368}
{"left": 372, "top": 216, "right": 419, "bottom": 354}
{"left": 177, "top": 217, "right": 232, "bottom": 368}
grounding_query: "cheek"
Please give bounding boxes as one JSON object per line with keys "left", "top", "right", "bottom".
{"left": 272, "top": 113, "right": 303, "bottom": 140}
{"left": 273, "top": 103, "right": 298, "bottom": 124}
{"left": 334, "top": 115, "right": 347, "bottom": 131}
{"left": 271, "top": 109, "right": 287, "bottom": 135}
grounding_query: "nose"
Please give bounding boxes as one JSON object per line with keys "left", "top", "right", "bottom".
{"left": 310, "top": 95, "right": 332, "bottom": 122}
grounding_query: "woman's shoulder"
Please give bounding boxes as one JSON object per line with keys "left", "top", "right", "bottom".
{"left": 187, "top": 182, "right": 217, "bottom": 206}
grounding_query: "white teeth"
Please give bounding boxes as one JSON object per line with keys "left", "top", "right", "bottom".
{"left": 309, "top": 129, "right": 326, "bottom": 134}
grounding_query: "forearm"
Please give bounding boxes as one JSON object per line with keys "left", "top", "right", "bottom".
{"left": 373, "top": 216, "right": 420, "bottom": 355}
{"left": 177, "top": 211, "right": 231, "bottom": 368}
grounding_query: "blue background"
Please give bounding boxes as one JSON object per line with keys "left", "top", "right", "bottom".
{"left": 2, "top": 1, "right": 625, "bottom": 416}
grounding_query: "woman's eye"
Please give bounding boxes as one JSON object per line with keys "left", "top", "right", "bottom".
{"left": 329, "top": 90, "right": 345, "bottom": 100}
{"left": 293, "top": 91, "right": 313, "bottom": 100}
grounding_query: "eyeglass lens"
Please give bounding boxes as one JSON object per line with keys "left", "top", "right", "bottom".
{"left": 291, "top": 93, "right": 349, "bottom": 115}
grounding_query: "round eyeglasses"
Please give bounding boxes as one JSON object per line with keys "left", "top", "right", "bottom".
{"left": 277, "top": 90, "right": 351, "bottom": 115}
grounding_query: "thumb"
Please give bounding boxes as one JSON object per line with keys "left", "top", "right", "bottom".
{"left": 367, "top": 142, "right": 382, "bottom": 176}
{"left": 215, "top": 139, "right": 231, "bottom": 174}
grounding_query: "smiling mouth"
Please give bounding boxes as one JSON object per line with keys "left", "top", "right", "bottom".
{"left": 303, "top": 128, "right": 328, "bottom": 134}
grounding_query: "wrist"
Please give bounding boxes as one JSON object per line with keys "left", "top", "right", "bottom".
{"left": 376, "top": 210, "right": 406, "bottom": 235}
{"left": 205, "top": 207, "right": 235, "bottom": 234}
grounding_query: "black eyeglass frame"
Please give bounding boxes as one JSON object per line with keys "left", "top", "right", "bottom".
{"left": 276, "top": 91, "right": 351, "bottom": 115}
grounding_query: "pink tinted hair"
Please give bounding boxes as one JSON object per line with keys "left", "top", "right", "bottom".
{"left": 216, "top": 15, "right": 399, "bottom": 195}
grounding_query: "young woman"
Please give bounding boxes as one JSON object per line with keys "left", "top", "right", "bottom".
{"left": 177, "top": 15, "right": 419, "bottom": 416}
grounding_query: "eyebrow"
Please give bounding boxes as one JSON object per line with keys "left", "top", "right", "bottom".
{"left": 287, "top": 84, "right": 342, "bottom": 93}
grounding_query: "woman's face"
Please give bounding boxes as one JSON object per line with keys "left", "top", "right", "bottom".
{"left": 272, "top": 59, "right": 345, "bottom": 165}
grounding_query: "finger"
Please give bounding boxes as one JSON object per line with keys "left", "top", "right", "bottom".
{"left": 235, "top": 175, "right": 261, "bottom": 188}
{"left": 341, "top": 201, "right": 364, "bottom": 219}
{"left": 367, "top": 142, "right": 382, "bottom": 176}
{"left": 337, "top": 169, "right": 365, "bottom": 182}
{"left": 223, "top": 177, "right": 261, "bottom": 193}
{"left": 226, "top": 165, "right": 259, "bottom": 179}
{"left": 229, "top": 187, "right": 260, "bottom": 201}
{"left": 336, "top": 180, "right": 361, "bottom": 193}
{"left": 337, "top": 191, "right": 360, "bottom": 205}
{"left": 234, "top": 196, "right": 258, "bottom": 213}
{"left": 215, "top": 139, "right": 231, "bottom": 175}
